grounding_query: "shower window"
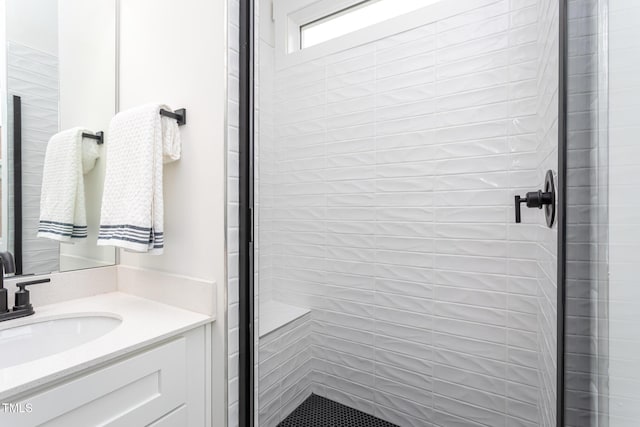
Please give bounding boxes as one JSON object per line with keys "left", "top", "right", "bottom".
{"left": 299, "top": 0, "right": 442, "bottom": 49}
{"left": 277, "top": 0, "right": 487, "bottom": 68}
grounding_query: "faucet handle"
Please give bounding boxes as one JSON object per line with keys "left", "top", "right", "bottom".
{"left": 0, "top": 252, "right": 15, "bottom": 275}
{"left": 14, "top": 278, "right": 50, "bottom": 313}
{"left": 16, "top": 278, "right": 50, "bottom": 290}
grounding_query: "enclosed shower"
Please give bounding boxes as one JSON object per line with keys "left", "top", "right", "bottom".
{"left": 235, "top": 0, "right": 562, "bottom": 425}
{"left": 227, "top": 0, "right": 640, "bottom": 425}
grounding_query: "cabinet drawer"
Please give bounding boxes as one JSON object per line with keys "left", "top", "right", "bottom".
{"left": 5, "top": 338, "right": 187, "bottom": 427}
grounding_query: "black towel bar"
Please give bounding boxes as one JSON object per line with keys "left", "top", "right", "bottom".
{"left": 160, "top": 108, "right": 186, "bottom": 126}
{"left": 82, "top": 131, "right": 104, "bottom": 145}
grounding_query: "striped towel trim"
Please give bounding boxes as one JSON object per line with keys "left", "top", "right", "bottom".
{"left": 98, "top": 225, "right": 164, "bottom": 249}
{"left": 38, "top": 220, "right": 88, "bottom": 239}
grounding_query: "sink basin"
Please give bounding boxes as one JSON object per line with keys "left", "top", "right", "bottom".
{"left": 0, "top": 315, "right": 122, "bottom": 369}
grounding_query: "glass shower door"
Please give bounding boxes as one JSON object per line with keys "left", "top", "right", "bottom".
{"left": 248, "top": 0, "right": 560, "bottom": 426}
{"left": 565, "top": 0, "right": 640, "bottom": 425}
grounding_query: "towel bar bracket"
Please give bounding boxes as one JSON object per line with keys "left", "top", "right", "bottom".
{"left": 79, "top": 108, "right": 185, "bottom": 147}
{"left": 82, "top": 131, "right": 104, "bottom": 145}
{"left": 160, "top": 108, "right": 186, "bottom": 126}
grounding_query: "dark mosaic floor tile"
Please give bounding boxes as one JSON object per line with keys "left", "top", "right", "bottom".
{"left": 278, "top": 394, "right": 399, "bottom": 427}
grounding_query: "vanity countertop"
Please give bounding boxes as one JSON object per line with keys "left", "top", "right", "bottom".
{"left": 0, "top": 292, "right": 213, "bottom": 400}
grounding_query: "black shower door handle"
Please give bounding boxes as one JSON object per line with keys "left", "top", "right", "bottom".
{"left": 514, "top": 170, "right": 556, "bottom": 228}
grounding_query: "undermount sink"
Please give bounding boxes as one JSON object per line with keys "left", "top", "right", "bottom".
{"left": 0, "top": 315, "right": 122, "bottom": 369}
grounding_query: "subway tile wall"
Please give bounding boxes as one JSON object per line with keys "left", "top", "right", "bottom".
{"left": 254, "top": 0, "right": 559, "bottom": 426}
{"left": 258, "top": 314, "right": 313, "bottom": 426}
{"left": 256, "top": 2, "right": 286, "bottom": 424}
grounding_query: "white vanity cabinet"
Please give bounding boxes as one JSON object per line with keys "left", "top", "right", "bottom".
{"left": 3, "top": 326, "right": 208, "bottom": 427}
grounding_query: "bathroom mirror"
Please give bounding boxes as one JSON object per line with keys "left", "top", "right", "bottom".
{"left": 0, "top": 0, "right": 117, "bottom": 275}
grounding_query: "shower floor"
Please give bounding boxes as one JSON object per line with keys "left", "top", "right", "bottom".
{"left": 277, "top": 394, "right": 398, "bottom": 427}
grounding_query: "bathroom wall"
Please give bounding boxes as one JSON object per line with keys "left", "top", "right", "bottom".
{"left": 257, "top": 0, "right": 558, "bottom": 426}
{"left": 57, "top": 0, "right": 116, "bottom": 270}
{"left": 5, "top": 0, "right": 58, "bottom": 54}
{"left": 117, "top": 1, "right": 228, "bottom": 425}
{"left": 5, "top": 0, "right": 60, "bottom": 273}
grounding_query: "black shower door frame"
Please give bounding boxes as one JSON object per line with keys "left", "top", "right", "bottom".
{"left": 557, "top": 1, "right": 567, "bottom": 426}
{"left": 238, "top": 0, "right": 255, "bottom": 425}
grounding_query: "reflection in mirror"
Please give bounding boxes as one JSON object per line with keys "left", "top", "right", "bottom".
{"left": 0, "top": 0, "right": 117, "bottom": 275}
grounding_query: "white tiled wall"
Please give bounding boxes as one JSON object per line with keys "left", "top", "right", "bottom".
{"left": 255, "top": 0, "right": 559, "bottom": 426}
{"left": 258, "top": 313, "right": 313, "bottom": 426}
{"left": 7, "top": 42, "right": 60, "bottom": 274}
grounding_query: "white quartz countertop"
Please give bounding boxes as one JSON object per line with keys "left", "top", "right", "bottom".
{"left": 0, "top": 292, "right": 213, "bottom": 400}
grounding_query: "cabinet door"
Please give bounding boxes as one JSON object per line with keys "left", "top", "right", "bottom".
{"left": 148, "top": 405, "right": 188, "bottom": 427}
{"left": 5, "top": 338, "right": 187, "bottom": 427}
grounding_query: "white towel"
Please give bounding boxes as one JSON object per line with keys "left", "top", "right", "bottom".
{"left": 38, "top": 127, "right": 89, "bottom": 241}
{"left": 82, "top": 137, "right": 100, "bottom": 174}
{"left": 97, "top": 104, "right": 181, "bottom": 254}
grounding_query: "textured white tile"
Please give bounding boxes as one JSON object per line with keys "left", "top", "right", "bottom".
{"left": 434, "top": 394, "right": 506, "bottom": 427}
{"left": 377, "top": 36, "right": 436, "bottom": 65}
{"left": 437, "top": 50, "right": 509, "bottom": 81}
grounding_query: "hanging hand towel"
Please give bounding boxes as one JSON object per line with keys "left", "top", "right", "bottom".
{"left": 97, "top": 104, "right": 181, "bottom": 254}
{"left": 38, "top": 127, "right": 89, "bottom": 241}
{"left": 82, "top": 137, "right": 101, "bottom": 174}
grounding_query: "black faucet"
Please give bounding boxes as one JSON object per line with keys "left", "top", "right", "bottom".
{"left": 0, "top": 251, "right": 16, "bottom": 314}
{"left": 0, "top": 252, "right": 50, "bottom": 322}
